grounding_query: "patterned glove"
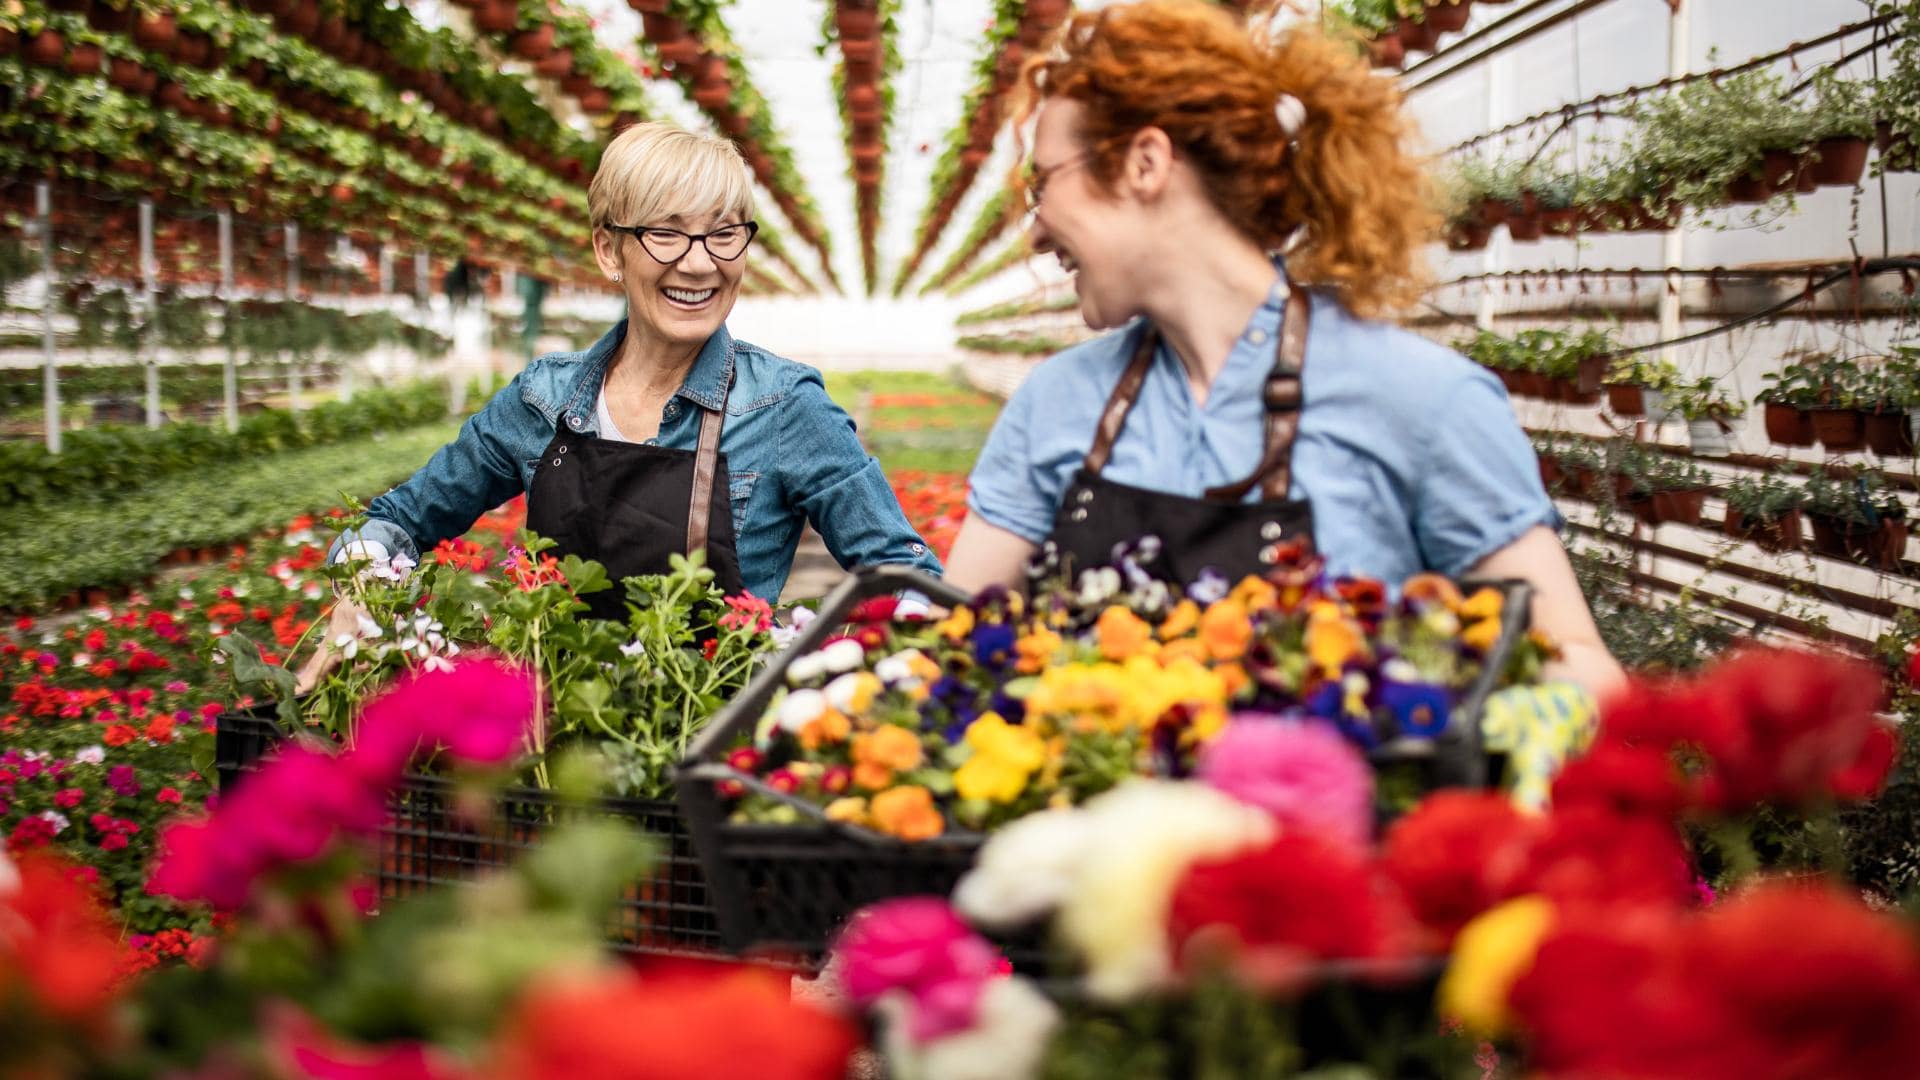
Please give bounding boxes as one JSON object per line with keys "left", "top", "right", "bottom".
{"left": 1479, "top": 681, "right": 1599, "bottom": 811}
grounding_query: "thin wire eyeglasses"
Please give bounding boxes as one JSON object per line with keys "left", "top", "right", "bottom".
{"left": 605, "top": 221, "right": 759, "bottom": 264}
{"left": 1023, "top": 153, "right": 1094, "bottom": 213}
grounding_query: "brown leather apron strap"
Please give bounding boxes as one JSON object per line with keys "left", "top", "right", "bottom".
{"left": 686, "top": 375, "right": 733, "bottom": 555}
{"left": 1202, "top": 286, "right": 1311, "bottom": 502}
{"left": 1082, "top": 325, "right": 1160, "bottom": 477}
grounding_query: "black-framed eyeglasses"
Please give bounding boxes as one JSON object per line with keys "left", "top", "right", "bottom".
{"left": 606, "top": 220, "right": 759, "bottom": 264}
{"left": 1023, "top": 152, "right": 1094, "bottom": 214}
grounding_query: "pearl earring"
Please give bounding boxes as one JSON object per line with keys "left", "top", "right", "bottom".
{"left": 612, "top": 272, "right": 622, "bottom": 283}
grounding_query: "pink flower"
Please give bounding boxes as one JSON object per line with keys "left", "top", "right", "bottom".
{"left": 53, "top": 787, "right": 85, "bottom": 809}
{"left": 353, "top": 656, "right": 539, "bottom": 773}
{"left": 832, "top": 897, "right": 1005, "bottom": 1042}
{"left": 1198, "top": 718, "right": 1375, "bottom": 848}
{"left": 156, "top": 787, "right": 182, "bottom": 805}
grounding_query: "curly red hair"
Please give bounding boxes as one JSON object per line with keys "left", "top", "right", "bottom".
{"left": 1012, "top": 0, "right": 1438, "bottom": 318}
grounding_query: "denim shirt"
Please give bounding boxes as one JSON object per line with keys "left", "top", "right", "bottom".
{"left": 342, "top": 320, "right": 943, "bottom": 600}
{"left": 967, "top": 281, "right": 1559, "bottom": 584}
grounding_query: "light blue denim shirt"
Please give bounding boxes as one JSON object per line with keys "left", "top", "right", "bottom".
{"left": 967, "top": 282, "right": 1559, "bottom": 583}
{"left": 342, "top": 320, "right": 942, "bottom": 599}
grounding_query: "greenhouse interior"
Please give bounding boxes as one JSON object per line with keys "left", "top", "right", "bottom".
{"left": 4, "top": 0, "right": 1920, "bottom": 1077}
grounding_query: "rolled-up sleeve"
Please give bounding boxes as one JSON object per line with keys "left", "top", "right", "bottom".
{"left": 1411, "top": 371, "right": 1563, "bottom": 576}
{"left": 781, "top": 372, "right": 943, "bottom": 577}
{"left": 964, "top": 377, "right": 1058, "bottom": 544}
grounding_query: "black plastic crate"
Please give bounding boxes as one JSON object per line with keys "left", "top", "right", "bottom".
{"left": 216, "top": 704, "right": 720, "bottom": 957}
{"left": 679, "top": 566, "right": 1534, "bottom": 967}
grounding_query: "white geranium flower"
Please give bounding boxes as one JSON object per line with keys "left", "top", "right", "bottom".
{"left": 74, "top": 746, "right": 105, "bottom": 765}
{"left": 423, "top": 654, "right": 454, "bottom": 674}
{"left": 620, "top": 639, "right": 647, "bottom": 659}
{"left": 39, "top": 811, "right": 69, "bottom": 834}
{"left": 786, "top": 652, "right": 828, "bottom": 685}
{"left": 954, "top": 808, "right": 1094, "bottom": 930}
{"left": 873, "top": 648, "right": 928, "bottom": 690}
{"left": 878, "top": 976, "right": 1059, "bottom": 1080}
{"left": 819, "top": 638, "right": 866, "bottom": 675}
{"left": 789, "top": 606, "right": 817, "bottom": 631}
{"left": 777, "top": 689, "right": 829, "bottom": 734}
{"left": 1057, "top": 780, "right": 1275, "bottom": 1002}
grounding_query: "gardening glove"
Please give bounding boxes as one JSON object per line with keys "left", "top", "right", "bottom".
{"left": 1479, "top": 681, "right": 1599, "bottom": 812}
{"left": 293, "top": 596, "right": 371, "bottom": 696}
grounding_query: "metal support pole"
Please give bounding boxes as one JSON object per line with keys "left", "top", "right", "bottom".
{"left": 219, "top": 209, "right": 238, "bottom": 433}
{"left": 38, "top": 181, "right": 60, "bottom": 454}
{"left": 1658, "top": 0, "right": 1691, "bottom": 372}
{"left": 285, "top": 222, "right": 301, "bottom": 413}
{"left": 140, "top": 198, "right": 160, "bottom": 428}
{"left": 1475, "top": 49, "right": 1511, "bottom": 332}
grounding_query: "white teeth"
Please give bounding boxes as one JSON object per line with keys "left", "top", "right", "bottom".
{"left": 664, "top": 287, "right": 715, "bottom": 304}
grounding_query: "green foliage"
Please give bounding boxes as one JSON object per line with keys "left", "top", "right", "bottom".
{"left": 0, "top": 380, "right": 451, "bottom": 512}
{"left": 956, "top": 330, "right": 1075, "bottom": 356}
{"left": 1801, "top": 467, "right": 1906, "bottom": 525}
{"left": 1664, "top": 375, "right": 1747, "bottom": 421}
{"left": 955, "top": 292, "right": 1081, "bottom": 326}
{"left": 0, "top": 423, "right": 457, "bottom": 608}
{"left": 1722, "top": 473, "right": 1805, "bottom": 521}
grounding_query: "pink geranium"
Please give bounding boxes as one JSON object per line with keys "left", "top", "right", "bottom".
{"left": 148, "top": 657, "right": 539, "bottom": 911}
{"left": 832, "top": 897, "right": 1006, "bottom": 1042}
{"left": 1197, "top": 718, "right": 1375, "bottom": 848}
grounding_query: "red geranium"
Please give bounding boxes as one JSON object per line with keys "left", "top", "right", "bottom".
{"left": 1168, "top": 833, "right": 1407, "bottom": 986}
{"left": 490, "top": 962, "right": 857, "bottom": 1080}
{"left": 1380, "top": 791, "right": 1538, "bottom": 944}
{"left": 1548, "top": 741, "right": 1693, "bottom": 819}
{"left": 1512, "top": 805, "right": 1695, "bottom": 911}
{"left": 0, "top": 854, "right": 129, "bottom": 1023}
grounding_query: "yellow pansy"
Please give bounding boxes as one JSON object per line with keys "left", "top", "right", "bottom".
{"left": 1228, "top": 575, "right": 1278, "bottom": 613}
{"left": 1158, "top": 637, "right": 1209, "bottom": 667}
{"left": 954, "top": 712, "right": 1048, "bottom": 803}
{"left": 1460, "top": 587, "right": 1504, "bottom": 622}
{"left": 1305, "top": 601, "right": 1366, "bottom": 676}
{"left": 1438, "top": 896, "right": 1555, "bottom": 1036}
{"left": 936, "top": 605, "right": 975, "bottom": 642}
{"left": 824, "top": 797, "right": 869, "bottom": 827}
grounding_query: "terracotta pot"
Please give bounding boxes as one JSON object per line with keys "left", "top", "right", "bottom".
{"left": 1724, "top": 508, "right": 1804, "bottom": 554}
{"left": 959, "top": 147, "right": 990, "bottom": 169}
{"left": 1762, "top": 403, "right": 1814, "bottom": 446}
{"left": 108, "top": 54, "right": 146, "bottom": 90}
{"left": 0, "top": 27, "right": 15, "bottom": 56}
{"left": 534, "top": 48, "right": 574, "bottom": 78}
{"left": 473, "top": 0, "right": 519, "bottom": 34}
{"left": 848, "top": 82, "right": 880, "bottom": 111}
{"left": 1572, "top": 354, "right": 1607, "bottom": 395}
{"left": 1368, "top": 30, "right": 1405, "bottom": 70}
{"left": 1864, "top": 409, "right": 1915, "bottom": 457}
{"left": 720, "top": 109, "right": 751, "bottom": 137}
{"left": 1027, "top": 0, "right": 1071, "bottom": 23}
{"left": 1793, "top": 157, "right": 1820, "bottom": 193}
{"left": 629, "top": 0, "right": 670, "bottom": 12}
{"left": 692, "top": 82, "right": 731, "bottom": 109}
{"left": 26, "top": 30, "right": 66, "bottom": 68}
{"left": 1425, "top": 0, "right": 1471, "bottom": 34}
{"left": 1809, "top": 407, "right": 1865, "bottom": 452}
{"left": 1647, "top": 489, "right": 1706, "bottom": 526}
{"left": 578, "top": 88, "right": 611, "bottom": 113}
{"left": 852, "top": 143, "right": 883, "bottom": 165}
{"left": 640, "top": 11, "right": 683, "bottom": 42}
{"left": 1807, "top": 135, "right": 1869, "bottom": 187}
{"left": 48, "top": 0, "right": 91, "bottom": 12}
{"left": 315, "top": 16, "right": 347, "bottom": 50}
{"left": 64, "top": 42, "right": 104, "bottom": 75}
{"left": 1397, "top": 16, "right": 1435, "bottom": 52}
{"left": 1447, "top": 222, "right": 1490, "bottom": 251}
{"left": 1606, "top": 384, "right": 1645, "bottom": 416}
{"left": 1506, "top": 209, "right": 1542, "bottom": 241}
{"left": 1541, "top": 206, "right": 1580, "bottom": 234}
{"left": 88, "top": 3, "right": 131, "bottom": 33}
{"left": 280, "top": 5, "right": 320, "bottom": 36}
{"left": 1537, "top": 456, "right": 1563, "bottom": 489}
{"left": 835, "top": 7, "right": 879, "bottom": 41}
{"left": 1725, "top": 149, "right": 1797, "bottom": 203}
{"left": 855, "top": 161, "right": 882, "bottom": 184}
{"left": 510, "top": 24, "right": 555, "bottom": 59}
{"left": 178, "top": 30, "right": 214, "bottom": 67}
{"left": 657, "top": 37, "right": 701, "bottom": 65}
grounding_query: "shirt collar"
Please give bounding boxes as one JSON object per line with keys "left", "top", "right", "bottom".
{"left": 564, "top": 319, "right": 736, "bottom": 420}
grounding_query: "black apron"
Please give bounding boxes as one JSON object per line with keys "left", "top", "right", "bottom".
{"left": 524, "top": 380, "right": 746, "bottom": 622}
{"left": 1043, "top": 286, "right": 1315, "bottom": 586}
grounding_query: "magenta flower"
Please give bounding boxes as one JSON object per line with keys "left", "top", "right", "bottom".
{"left": 832, "top": 897, "right": 1005, "bottom": 1042}
{"left": 1198, "top": 717, "right": 1376, "bottom": 848}
{"left": 353, "top": 656, "right": 539, "bottom": 775}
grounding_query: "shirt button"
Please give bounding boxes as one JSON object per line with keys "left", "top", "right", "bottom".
{"left": 567, "top": 414, "right": 582, "bottom": 430}
{"left": 665, "top": 401, "right": 680, "bottom": 417}
{"left": 911, "top": 543, "right": 926, "bottom": 554}
{"left": 1270, "top": 281, "right": 1291, "bottom": 305}
{"left": 1247, "top": 328, "right": 1269, "bottom": 346}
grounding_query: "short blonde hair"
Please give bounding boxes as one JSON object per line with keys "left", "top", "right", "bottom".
{"left": 588, "top": 122, "right": 755, "bottom": 231}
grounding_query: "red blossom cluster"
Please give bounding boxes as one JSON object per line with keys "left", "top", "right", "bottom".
{"left": 889, "top": 470, "right": 969, "bottom": 561}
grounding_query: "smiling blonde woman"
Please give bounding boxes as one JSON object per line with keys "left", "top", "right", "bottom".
{"left": 317, "top": 122, "right": 939, "bottom": 635}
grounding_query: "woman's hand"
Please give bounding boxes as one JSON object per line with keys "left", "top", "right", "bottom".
{"left": 1467, "top": 525, "right": 1627, "bottom": 700}
{"left": 293, "top": 597, "right": 370, "bottom": 695}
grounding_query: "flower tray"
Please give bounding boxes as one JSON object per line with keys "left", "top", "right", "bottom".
{"left": 215, "top": 706, "right": 723, "bottom": 960}
{"left": 678, "top": 566, "right": 1533, "bottom": 968}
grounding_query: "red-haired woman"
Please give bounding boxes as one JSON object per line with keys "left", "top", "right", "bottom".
{"left": 944, "top": 0, "right": 1621, "bottom": 696}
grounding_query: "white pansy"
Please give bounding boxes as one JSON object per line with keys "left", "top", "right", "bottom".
{"left": 873, "top": 648, "right": 928, "bottom": 690}
{"left": 777, "top": 689, "right": 829, "bottom": 734}
{"left": 74, "top": 746, "right": 105, "bottom": 765}
{"left": 789, "top": 606, "right": 817, "bottom": 631}
{"left": 877, "top": 976, "right": 1059, "bottom": 1080}
{"left": 819, "top": 638, "right": 866, "bottom": 675}
{"left": 1075, "top": 567, "right": 1122, "bottom": 607}
{"left": 954, "top": 808, "right": 1094, "bottom": 930}
{"left": 786, "top": 651, "right": 828, "bottom": 685}
{"left": 1381, "top": 657, "right": 1421, "bottom": 683}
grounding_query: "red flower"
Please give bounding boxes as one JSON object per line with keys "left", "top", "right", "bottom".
{"left": 102, "top": 724, "right": 137, "bottom": 747}
{"left": 1513, "top": 805, "right": 1695, "bottom": 911}
{"left": 1169, "top": 834, "right": 1406, "bottom": 985}
{"left": 1549, "top": 741, "right": 1693, "bottom": 819}
{"left": 0, "top": 855, "right": 129, "bottom": 1023}
{"left": 143, "top": 714, "right": 176, "bottom": 744}
{"left": 1688, "top": 647, "right": 1885, "bottom": 808}
{"left": 719, "top": 594, "right": 774, "bottom": 633}
{"left": 83, "top": 629, "right": 107, "bottom": 652}
{"left": 54, "top": 787, "right": 85, "bottom": 810}
{"left": 490, "top": 963, "right": 857, "bottom": 1080}
{"left": 9, "top": 815, "right": 58, "bottom": 850}
{"left": 701, "top": 637, "right": 719, "bottom": 662}
{"left": 1380, "top": 791, "right": 1538, "bottom": 944}
{"left": 156, "top": 787, "right": 183, "bottom": 805}
{"left": 1829, "top": 720, "right": 1899, "bottom": 800}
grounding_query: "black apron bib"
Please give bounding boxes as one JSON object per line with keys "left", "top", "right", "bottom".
{"left": 525, "top": 381, "right": 746, "bottom": 622}
{"left": 1043, "top": 286, "right": 1315, "bottom": 586}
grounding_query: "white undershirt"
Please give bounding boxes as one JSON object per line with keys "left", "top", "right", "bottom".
{"left": 594, "top": 384, "right": 637, "bottom": 444}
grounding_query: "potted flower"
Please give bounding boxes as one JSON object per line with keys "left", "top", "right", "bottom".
{"left": 1626, "top": 450, "right": 1712, "bottom": 527}
{"left": 1756, "top": 358, "right": 1822, "bottom": 447}
{"left": 1802, "top": 468, "right": 1908, "bottom": 568}
{"left": 1856, "top": 347, "right": 1920, "bottom": 457}
{"left": 1666, "top": 376, "right": 1747, "bottom": 456}
{"left": 1424, "top": 0, "right": 1471, "bottom": 34}
{"left": 1805, "top": 69, "right": 1874, "bottom": 187}
{"left": 1722, "top": 473, "right": 1805, "bottom": 553}
{"left": 1604, "top": 353, "right": 1681, "bottom": 417}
